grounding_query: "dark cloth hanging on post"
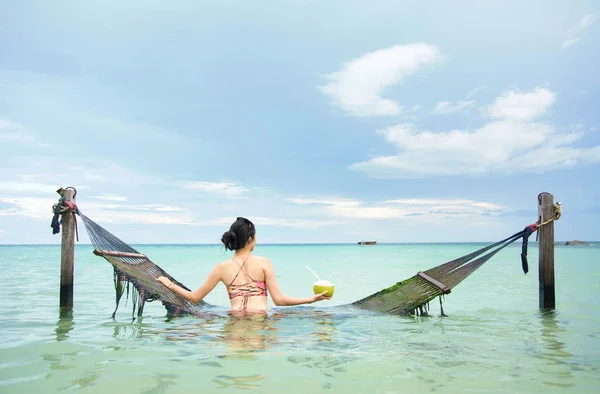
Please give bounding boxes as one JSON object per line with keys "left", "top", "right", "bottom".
{"left": 520, "top": 224, "right": 537, "bottom": 274}
{"left": 51, "top": 196, "right": 66, "bottom": 234}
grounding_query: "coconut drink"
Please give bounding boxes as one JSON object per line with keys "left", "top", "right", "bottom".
{"left": 313, "top": 279, "right": 335, "bottom": 297}
{"left": 305, "top": 266, "right": 334, "bottom": 298}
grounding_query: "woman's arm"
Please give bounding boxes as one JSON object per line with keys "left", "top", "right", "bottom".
{"left": 157, "top": 264, "right": 222, "bottom": 305}
{"left": 263, "top": 258, "right": 331, "bottom": 306}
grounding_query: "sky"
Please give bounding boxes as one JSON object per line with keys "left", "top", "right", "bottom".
{"left": 1, "top": 0, "right": 599, "bottom": 245}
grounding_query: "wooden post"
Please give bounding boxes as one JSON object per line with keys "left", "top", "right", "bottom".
{"left": 538, "top": 192, "right": 555, "bottom": 309}
{"left": 59, "top": 188, "right": 76, "bottom": 309}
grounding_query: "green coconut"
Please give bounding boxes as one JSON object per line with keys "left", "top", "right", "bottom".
{"left": 313, "top": 279, "right": 335, "bottom": 297}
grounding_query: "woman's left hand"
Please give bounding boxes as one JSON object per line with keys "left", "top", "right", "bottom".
{"left": 156, "top": 276, "right": 172, "bottom": 288}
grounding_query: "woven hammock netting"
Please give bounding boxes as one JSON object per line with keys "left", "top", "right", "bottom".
{"left": 74, "top": 211, "right": 535, "bottom": 319}
{"left": 80, "top": 213, "right": 208, "bottom": 319}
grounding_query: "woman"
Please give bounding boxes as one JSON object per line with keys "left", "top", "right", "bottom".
{"left": 156, "top": 217, "right": 331, "bottom": 313}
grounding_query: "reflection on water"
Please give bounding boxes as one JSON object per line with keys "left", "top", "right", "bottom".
{"left": 217, "top": 312, "right": 282, "bottom": 358}
{"left": 15, "top": 305, "right": 597, "bottom": 393}
{"left": 42, "top": 353, "right": 75, "bottom": 372}
{"left": 111, "top": 317, "right": 155, "bottom": 340}
{"left": 140, "top": 373, "right": 177, "bottom": 394}
{"left": 57, "top": 372, "right": 101, "bottom": 391}
{"left": 213, "top": 374, "right": 266, "bottom": 390}
{"left": 55, "top": 307, "right": 75, "bottom": 342}
{"left": 310, "top": 310, "right": 337, "bottom": 344}
{"left": 538, "top": 310, "right": 575, "bottom": 388}
{"left": 41, "top": 351, "right": 101, "bottom": 390}
{"left": 87, "top": 308, "right": 589, "bottom": 392}
{"left": 283, "top": 310, "right": 356, "bottom": 390}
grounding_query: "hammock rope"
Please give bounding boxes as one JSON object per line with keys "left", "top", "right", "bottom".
{"left": 50, "top": 194, "right": 557, "bottom": 318}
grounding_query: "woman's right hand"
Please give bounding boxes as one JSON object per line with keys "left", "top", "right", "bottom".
{"left": 311, "top": 291, "right": 332, "bottom": 303}
{"left": 156, "top": 276, "right": 173, "bottom": 289}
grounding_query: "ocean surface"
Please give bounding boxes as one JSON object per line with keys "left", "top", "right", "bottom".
{"left": 0, "top": 242, "right": 599, "bottom": 393}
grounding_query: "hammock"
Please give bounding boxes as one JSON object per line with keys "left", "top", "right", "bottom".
{"left": 55, "top": 201, "right": 536, "bottom": 319}
{"left": 351, "top": 228, "right": 535, "bottom": 316}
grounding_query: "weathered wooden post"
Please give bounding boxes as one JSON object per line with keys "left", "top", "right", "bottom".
{"left": 538, "top": 192, "right": 555, "bottom": 310}
{"left": 59, "top": 187, "right": 76, "bottom": 309}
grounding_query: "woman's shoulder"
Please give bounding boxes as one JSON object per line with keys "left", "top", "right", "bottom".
{"left": 216, "top": 254, "right": 270, "bottom": 265}
{"left": 250, "top": 254, "right": 272, "bottom": 265}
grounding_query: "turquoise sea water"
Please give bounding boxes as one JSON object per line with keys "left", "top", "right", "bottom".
{"left": 0, "top": 242, "right": 599, "bottom": 393}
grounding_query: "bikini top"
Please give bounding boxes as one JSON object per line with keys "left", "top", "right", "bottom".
{"left": 226, "top": 256, "right": 268, "bottom": 309}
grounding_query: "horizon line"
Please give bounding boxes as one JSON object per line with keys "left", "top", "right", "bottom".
{"left": 1, "top": 240, "right": 596, "bottom": 247}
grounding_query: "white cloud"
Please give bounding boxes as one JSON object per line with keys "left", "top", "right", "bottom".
{"left": 433, "top": 85, "right": 485, "bottom": 115}
{"left": 286, "top": 197, "right": 361, "bottom": 208}
{"left": 2, "top": 155, "right": 160, "bottom": 189}
{"left": 433, "top": 100, "right": 475, "bottom": 114}
{"left": 94, "top": 211, "right": 195, "bottom": 225}
{"left": 399, "top": 105, "right": 422, "bottom": 120}
{"left": 562, "top": 38, "right": 580, "bottom": 48}
{"left": 0, "top": 197, "right": 194, "bottom": 225}
{"left": 318, "top": 43, "right": 444, "bottom": 116}
{"left": 251, "top": 217, "right": 343, "bottom": 229}
{"left": 182, "top": 181, "right": 249, "bottom": 198}
{"left": 0, "top": 197, "right": 61, "bottom": 219}
{"left": 0, "top": 229, "right": 8, "bottom": 235}
{"left": 467, "top": 85, "right": 485, "bottom": 98}
{"left": 487, "top": 87, "right": 556, "bottom": 121}
{"left": 65, "top": 163, "right": 159, "bottom": 185}
{"left": 0, "top": 119, "right": 49, "bottom": 147}
{"left": 143, "top": 205, "right": 184, "bottom": 212}
{"left": 562, "top": 13, "right": 597, "bottom": 48}
{"left": 0, "top": 192, "right": 341, "bottom": 229}
{"left": 349, "top": 87, "right": 600, "bottom": 178}
{"left": 0, "top": 120, "right": 30, "bottom": 142}
{"left": 90, "top": 194, "right": 128, "bottom": 201}
{"left": 381, "top": 199, "right": 502, "bottom": 210}
{"left": 0, "top": 182, "right": 60, "bottom": 194}
{"left": 580, "top": 13, "right": 597, "bottom": 29}
{"left": 288, "top": 197, "right": 504, "bottom": 219}
{"left": 197, "top": 216, "right": 342, "bottom": 229}
{"left": 569, "top": 123, "right": 585, "bottom": 130}
{"left": 99, "top": 203, "right": 185, "bottom": 212}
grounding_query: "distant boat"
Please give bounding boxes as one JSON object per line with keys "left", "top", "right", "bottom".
{"left": 358, "top": 241, "right": 377, "bottom": 245}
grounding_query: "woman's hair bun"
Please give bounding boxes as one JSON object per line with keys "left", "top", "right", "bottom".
{"left": 221, "top": 230, "right": 238, "bottom": 251}
{"left": 221, "top": 217, "right": 255, "bottom": 251}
